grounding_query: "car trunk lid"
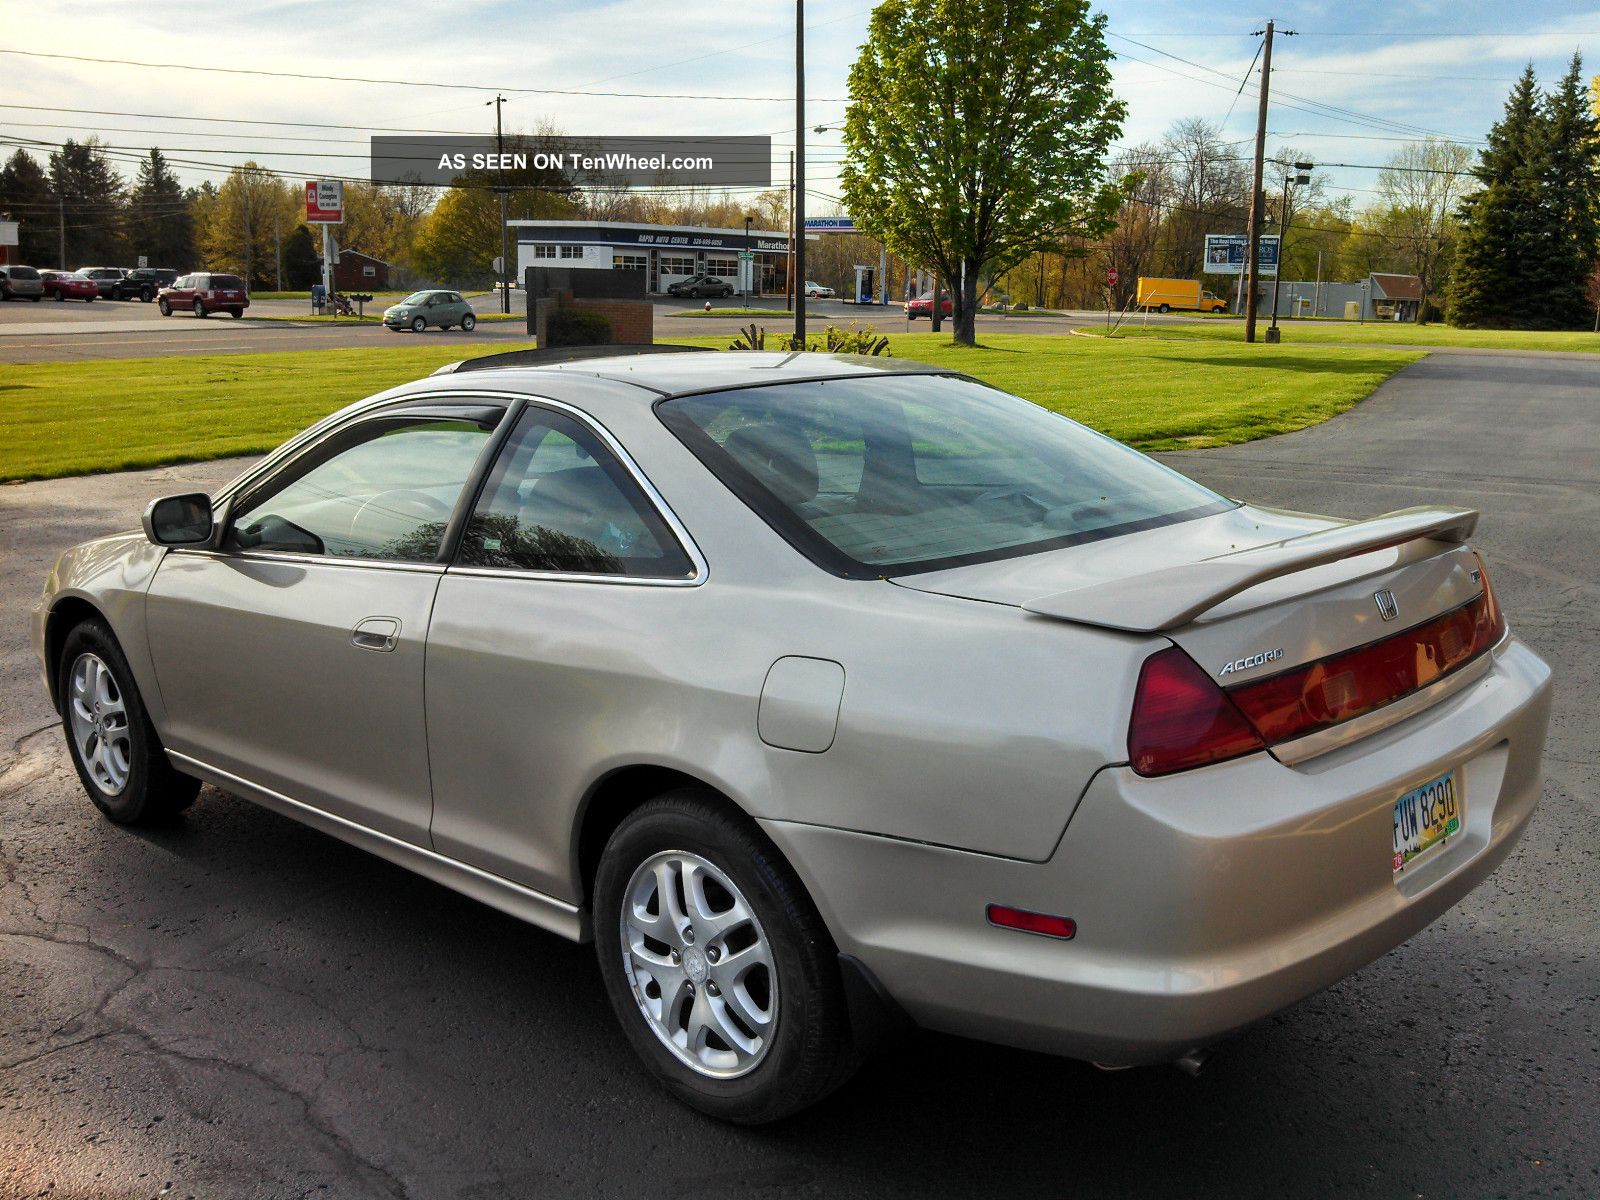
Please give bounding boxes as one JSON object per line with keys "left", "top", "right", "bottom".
{"left": 893, "top": 503, "right": 1497, "bottom": 755}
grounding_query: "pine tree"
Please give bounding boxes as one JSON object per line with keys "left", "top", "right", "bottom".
{"left": 48, "top": 138, "right": 126, "bottom": 267}
{"left": 0, "top": 149, "right": 56, "bottom": 264}
{"left": 126, "top": 149, "right": 194, "bottom": 269}
{"left": 283, "top": 223, "right": 320, "bottom": 289}
{"left": 1450, "top": 67, "right": 1549, "bottom": 327}
{"left": 1537, "top": 54, "right": 1599, "bottom": 327}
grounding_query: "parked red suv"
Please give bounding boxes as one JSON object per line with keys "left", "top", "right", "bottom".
{"left": 158, "top": 272, "right": 249, "bottom": 318}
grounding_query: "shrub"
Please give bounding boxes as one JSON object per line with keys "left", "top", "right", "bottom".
{"left": 728, "top": 322, "right": 890, "bottom": 355}
{"left": 546, "top": 308, "right": 612, "bottom": 347}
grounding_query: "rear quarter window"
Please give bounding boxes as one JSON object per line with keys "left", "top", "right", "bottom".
{"left": 211, "top": 275, "right": 245, "bottom": 289}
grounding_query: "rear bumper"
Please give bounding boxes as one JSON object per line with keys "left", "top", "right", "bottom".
{"left": 762, "top": 636, "right": 1552, "bottom": 1064}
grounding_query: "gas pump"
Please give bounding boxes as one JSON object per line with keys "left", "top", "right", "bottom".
{"left": 853, "top": 264, "right": 874, "bottom": 304}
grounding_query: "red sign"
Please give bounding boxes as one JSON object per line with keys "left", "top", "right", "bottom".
{"left": 1107, "top": 267, "right": 1119, "bottom": 288}
{"left": 305, "top": 180, "right": 344, "bottom": 224}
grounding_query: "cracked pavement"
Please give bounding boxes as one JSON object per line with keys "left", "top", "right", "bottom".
{"left": 1, "top": 352, "right": 1596, "bottom": 1198}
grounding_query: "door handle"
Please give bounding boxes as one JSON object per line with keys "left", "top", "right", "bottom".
{"left": 351, "top": 616, "right": 401, "bottom": 653}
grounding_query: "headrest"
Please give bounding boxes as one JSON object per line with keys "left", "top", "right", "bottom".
{"left": 724, "top": 423, "right": 819, "bottom": 507}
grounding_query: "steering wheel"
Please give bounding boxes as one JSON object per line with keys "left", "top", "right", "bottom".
{"left": 349, "top": 489, "right": 452, "bottom": 546}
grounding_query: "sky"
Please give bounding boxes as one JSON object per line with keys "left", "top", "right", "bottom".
{"left": 6, "top": 1, "right": 1600, "bottom": 215}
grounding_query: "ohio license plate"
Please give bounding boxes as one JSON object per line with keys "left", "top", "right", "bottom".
{"left": 1393, "top": 770, "right": 1461, "bottom": 872}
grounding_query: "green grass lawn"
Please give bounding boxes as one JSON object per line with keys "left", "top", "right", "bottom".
{"left": 1091, "top": 320, "right": 1600, "bottom": 353}
{"left": 0, "top": 333, "right": 1421, "bottom": 482}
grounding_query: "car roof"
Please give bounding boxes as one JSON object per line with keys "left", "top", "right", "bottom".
{"left": 427, "top": 350, "right": 959, "bottom": 399}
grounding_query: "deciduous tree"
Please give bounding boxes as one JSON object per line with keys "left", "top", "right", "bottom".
{"left": 840, "top": 0, "right": 1128, "bottom": 345}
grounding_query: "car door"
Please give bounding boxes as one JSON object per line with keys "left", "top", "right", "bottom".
{"left": 145, "top": 401, "right": 507, "bottom": 843}
{"left": 423, "top": 401, "right": 704, "bottom": 895}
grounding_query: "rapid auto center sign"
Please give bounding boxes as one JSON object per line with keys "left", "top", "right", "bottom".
{"left": 305, "top": 181, "right": 344, "bottom": 224}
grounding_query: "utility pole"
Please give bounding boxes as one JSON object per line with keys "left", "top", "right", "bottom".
{"left": 58, "top": 195, "right": 66, "bottom": 268}
{"left": 793, "top": 0, "right": 807, "bottom": 344}
{"left": 274, "top": 212, "right": 283, "bottom": 293}
{"left": 1244, "top": 20, "right": 1292, "bottom": 343}
{"left": 491, "top": 94, "right": 510, "bottom": 314}
{"left": 787, "top": 150, "right": 795, "bottom": 312}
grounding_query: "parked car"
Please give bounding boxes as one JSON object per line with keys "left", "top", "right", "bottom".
{"left": 0, "top": 264, "right": 45, "bottom": 301}
{"left": 114, "top": 267, "right": 180, "bottom": 302}
{"left": 904, "top": 290, "right": 953, "bottom": 320}
{"left": 803, "top": 280, "right": 836, "bottom": 299}
{"left": 39, "top": 270, "right": 99, "bottom": 302}
{"left": 382, "top": 289, "right": 476, "bottom": 332}
{"left": 31, "top": 348, "right": 1551, "bottom": 1124}
{"left": 666, "top": 274, "right": 736, "bottom": 299}
{"left": 158, "top": 272, "right": 249, "bottom": 318}
{"left": 78, "top": 267, "right": 127, "bottom": 299}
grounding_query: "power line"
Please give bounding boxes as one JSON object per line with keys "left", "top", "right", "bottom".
{"left": 0, "top": 48, "right": 852, "bottom": 103}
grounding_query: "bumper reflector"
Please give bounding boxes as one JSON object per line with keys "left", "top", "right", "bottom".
{"left": 986, "top": 904, "right": 1077, "bottom": 940}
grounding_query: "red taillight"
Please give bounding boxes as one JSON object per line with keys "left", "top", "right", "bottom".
{"left": 1128, "top": 564, "right": 1508, "bottom": 777}
{"left": 1227, "top": 585, "right": 1504, "bottom": 745}
{"left": 986, "top": 904, "right": 1076, "bottom": 940}
{"left": 1128, "top": 646, "right": 1267, "bottom": 777}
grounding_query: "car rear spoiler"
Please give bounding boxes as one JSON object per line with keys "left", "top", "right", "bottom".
{"left": 1021, "top": 507, "right": 1479, "bottom": 633}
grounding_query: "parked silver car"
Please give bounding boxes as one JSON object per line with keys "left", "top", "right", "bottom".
{"left": 0, "top": 264, "right": 46, "bottom": 300}
{"left": 383, "top": 289, "right": 476, "bottom": 332}
{"left": 32, "top": 349, "right": 1552, "bottom": 1122}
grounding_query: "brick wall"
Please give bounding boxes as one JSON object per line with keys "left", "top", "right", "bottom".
{"left": 564, "top": 297, "right": 653, "bottom": 344}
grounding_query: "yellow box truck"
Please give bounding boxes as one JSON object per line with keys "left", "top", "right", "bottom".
{"left": 1137, "top": 278, "right": 1229, "bottom": 313}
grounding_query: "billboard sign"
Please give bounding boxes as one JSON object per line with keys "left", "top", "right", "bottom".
{"left": 1203, "top": 233, "right": 1279, "bottom": 276}
{"left": 306, "top": 180, "right": 344, "bottom": 224}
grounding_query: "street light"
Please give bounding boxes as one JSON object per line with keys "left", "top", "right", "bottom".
{"left": 744, "top": 215, "right": 754, "bottom": 309}
{"left": 1266, "top": 161, "right": 1313, "bottom": 343}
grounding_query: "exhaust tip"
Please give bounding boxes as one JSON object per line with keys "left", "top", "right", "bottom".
{"left": 1173, "top": 1050, "right": 1210, "bottom": 1078}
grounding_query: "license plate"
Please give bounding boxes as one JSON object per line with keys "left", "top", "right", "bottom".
{"left": 1392, "top": 770, "right": 1461, "bottom": 872}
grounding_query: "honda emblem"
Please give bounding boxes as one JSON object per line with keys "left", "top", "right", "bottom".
{"left": 1373, "top": 589, "right": 1399, "bottom": 621}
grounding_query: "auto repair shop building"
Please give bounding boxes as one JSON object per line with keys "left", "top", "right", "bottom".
{"left": 509, "top": 219, "right": 790, "bottom": 295}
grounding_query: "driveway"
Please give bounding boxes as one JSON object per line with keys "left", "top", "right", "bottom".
{"left": 0, "top": 352, "right": 1594, "bottom": 1198}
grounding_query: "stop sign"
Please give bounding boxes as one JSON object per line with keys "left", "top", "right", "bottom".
{"left": 1107, "top": 267, "right": 1119, "bottom": 287}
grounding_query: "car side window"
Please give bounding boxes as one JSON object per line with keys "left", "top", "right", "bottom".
{"left": 228, "top": 416, "right": 495, "bottom": 562}
{"left": 457, "top": 407, "right": 694, "bottom": 579}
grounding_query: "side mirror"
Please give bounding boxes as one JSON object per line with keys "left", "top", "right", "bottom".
{"left": 142, "top": 492, "right": 214, "bottom": 546}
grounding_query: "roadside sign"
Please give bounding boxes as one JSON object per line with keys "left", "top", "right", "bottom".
{"left": 492, "top": 256, "right": 505, "bottom": 276}
{"left": 804, "top": 216, "right": 857, "bottom": 234}
{"left": 306, "top": 180, "right": 344, "bottom": 224}
{"left": 1203, "top": 233, "right": 1279, "bottom": 277}
{"left": 1107, "top": 267, "right": 1119, "bottom": 288}
{"left": 738, "top": 251, "right": 755, "bottom": 293}
{"left": 137, "top": 255, "right": 148, "bottom": 269}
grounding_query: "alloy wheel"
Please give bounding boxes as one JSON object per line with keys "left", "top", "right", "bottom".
{"left": 619, "top": 849, "right": 778, "bottom": 1079}
{"left": 67, "top": 652, "right": 132, "bottom": 796}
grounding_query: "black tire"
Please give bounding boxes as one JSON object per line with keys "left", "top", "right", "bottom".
{"left": 229, "top": 308, "right": 243, "bottom": 318}
{"left": 1158, "top": 303, "right": 1171, "bottom": 313}
{"left": 158, "top": 298, "right": 172, "bottom": 316}
{"left": 193, "top": 299, "right": 208, "bottom": 318}
{"left": 57, "top": 619, "right": 200, "bottom": 826}
{"left": 461, "top": 313, "right": 476, "bottom": 331}
{"left": 30, "top": 294, "right": 42, "bottom": 302}
{"left": 593, "top": 789, "right": 858, "bottom": 1123}
{"left": 411, "top": 315, "right": 426, "bottom": 333}
{"left": 54, "top": 291, "right": 65, "bottom": 302}
{"left": 141, "top": 288, "right": 154, "bottom": 302}
{"left": 85, "top": 295, "right": 95, "bottom": 304}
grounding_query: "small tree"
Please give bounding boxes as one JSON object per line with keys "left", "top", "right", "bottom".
{"left": 840, "top": 0, "right": 1128, "bottom": 345}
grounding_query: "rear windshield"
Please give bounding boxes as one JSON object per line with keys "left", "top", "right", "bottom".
{"left": 209, "top": 274, "right": 244, "bottom": 289}
{"left": 658, "top": 374, "right": 1233, "bottom": 577}
{"left": 10, "top": 266, "right": 40, "bottom": 279}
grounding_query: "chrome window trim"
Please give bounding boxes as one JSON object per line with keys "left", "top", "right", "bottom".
{"left": 166, "top": 547, "right": 447, "bottom": 574}
{"left": 449, "top": 393, "right": 710, "bottom": 588}
{"left": 1273, "top": 633, "right": 1504, "bottom": 766}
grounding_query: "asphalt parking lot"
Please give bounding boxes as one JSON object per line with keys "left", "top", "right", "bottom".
{"left": 1, "top": 353, "right": 1595, "bottom": 1198}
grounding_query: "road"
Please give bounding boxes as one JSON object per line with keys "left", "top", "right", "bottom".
{"left": 0, "top": 293, "right": 1202, "bottom": 362}
{"left": 1, "top": 353, "right": 1594, "bottom": 1198}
